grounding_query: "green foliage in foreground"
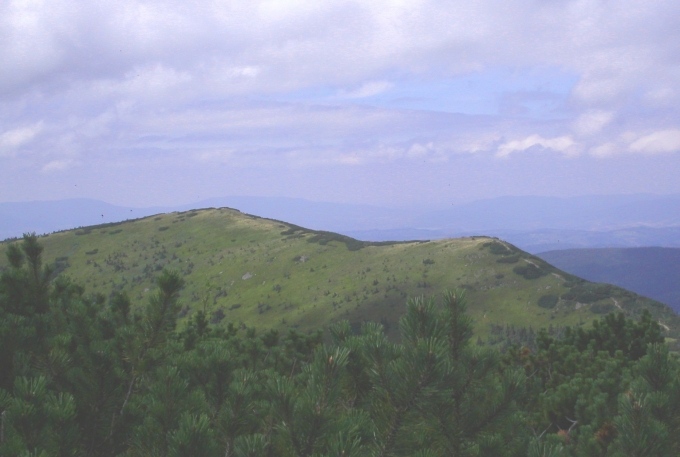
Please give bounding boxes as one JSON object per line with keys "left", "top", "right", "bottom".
{"left": 1, "top": 235, "right": 680, "bottom": 456}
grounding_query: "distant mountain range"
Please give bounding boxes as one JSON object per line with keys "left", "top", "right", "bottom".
{"left": 2, "top": 194, "right": 680, "bottom": 253}
{"left": 537, "top": 247, "right": 680, "bottom": 314}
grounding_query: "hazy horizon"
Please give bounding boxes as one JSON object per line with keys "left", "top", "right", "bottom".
{"left": 3, "top": 194, "right": 680, "bottom": 250}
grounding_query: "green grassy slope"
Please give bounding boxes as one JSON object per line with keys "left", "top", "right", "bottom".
{"left": 2, "top": 207, "right": 678, "bottom": 340}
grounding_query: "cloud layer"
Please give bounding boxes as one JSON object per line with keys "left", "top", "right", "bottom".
{"left": 1, "top": 0, "right": 680, "bottom": 205}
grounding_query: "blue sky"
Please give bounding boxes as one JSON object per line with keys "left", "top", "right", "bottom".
{"left": 1, "top": 0, "right": 680, "bottom": 208}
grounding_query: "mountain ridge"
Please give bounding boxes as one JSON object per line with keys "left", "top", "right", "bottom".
{"left": 3, "top": 194, "right": 680, "bottom": 253}
{"left": 1, "top": 206, "right": 677, "bottom": 341}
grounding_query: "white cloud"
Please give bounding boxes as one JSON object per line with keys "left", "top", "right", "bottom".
{"left": 497, "top": 135, "right": 580, "bottom": 158}
{"left": 2, "top": 0, "right": 680, "bottom": 204}
{"left": 589, "top": 129, "right": 680, "bottom": 157}
{"left": 41, "top": 159, "right": 79, "bottom": 173}
{"left": 406, "top": 142, "right": 431, "bottom": 158}
{"left": 337, "top": 81, "right": 393, "bottom": 99}
{"left": 573, "top": 110, "right": 614, "bottom": 137}
{"left": 629, "top": 129, "right": 680, "bottom": 154}
{"left": 590, "top": 142, "right": 618, "bottom": 158}
{"left": 0, "top": 123, "right": 43, "bottom": 156}
{"left": 1, "top": 0, "right": 678, "bottom": 102}
{"left": 642, "top": 85, "right": 677, "bottom": 107}
{"left": 121, "top": 64, "right": 192, "bottom": 95}
{"left": 335, "top": 153, "right": 362, "bottom": 165}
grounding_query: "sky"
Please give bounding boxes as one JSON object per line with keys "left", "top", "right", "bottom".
{"left": 1, "top": 0, "right": 680, "bottom": 208}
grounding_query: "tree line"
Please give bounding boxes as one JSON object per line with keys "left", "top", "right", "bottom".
{"left": 1, "top": 234, "right": 679, "bottom": 456}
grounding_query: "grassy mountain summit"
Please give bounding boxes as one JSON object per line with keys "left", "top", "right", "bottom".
{"left": 1, "top": 207, "right": 677, "bottom": 340}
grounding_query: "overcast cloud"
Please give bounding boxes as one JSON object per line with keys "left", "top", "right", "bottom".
{"left": 1, "top": 0, "right": 679, "bottom": 207}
